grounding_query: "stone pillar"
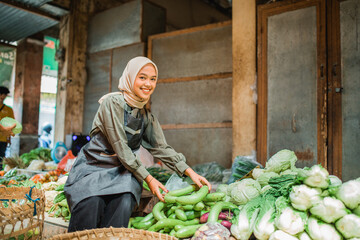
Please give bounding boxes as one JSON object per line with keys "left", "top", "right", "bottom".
{"left": 13, "top": 35, "right": 44, "bottom": 154}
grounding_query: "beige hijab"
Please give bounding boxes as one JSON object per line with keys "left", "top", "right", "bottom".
{"left": 98, "top": 56, "right": 158, "bottom": 109}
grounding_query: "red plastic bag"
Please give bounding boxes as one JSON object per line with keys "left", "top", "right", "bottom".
{"left": 57, "top": 150, "right": 76, "bottom": 172}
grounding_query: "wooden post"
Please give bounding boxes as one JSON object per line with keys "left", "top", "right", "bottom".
{"left": 232, "top": 0, "right": 257, "bottom": 159}
{"left": 54, "top": 0, "right": 90, "bottom": 143}
{"left": 13, "top": 35, "right": 44, "bottom": 154}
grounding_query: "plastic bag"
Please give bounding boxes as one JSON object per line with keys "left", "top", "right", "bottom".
{"left": 227, "top": 155, "right": 263, "bottom": 184}
{"left": 192, "top": 162, "right": 226, "bottom": 183}
{"left": 164, "top": 173, "right": 191, "bottom": 191}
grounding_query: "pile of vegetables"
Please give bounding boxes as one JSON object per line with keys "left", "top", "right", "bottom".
{"left": 130, "top": 184, "right": 236, "bottom": 238}
{"left": 43, "top": 176, "right": 71, "bottom": 221}
{"left": 20, "top": 147, "right": 53, "bottom": 166}
{"left": 136, "top": 149, "right": 360, "bottom": 239}
{"left": 226, "top": 149, "right": 360, "bottom": 240}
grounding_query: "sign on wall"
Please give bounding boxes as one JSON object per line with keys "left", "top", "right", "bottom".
{"left": 43, "top": 36, "right": 59, "bottom": 77}
{"left": 0, "top": 45, "right": 15, "bottom": 88}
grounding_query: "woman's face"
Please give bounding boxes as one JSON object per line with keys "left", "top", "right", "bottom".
{"left": 133, "top": 63, "right": 157, "bottom": 100}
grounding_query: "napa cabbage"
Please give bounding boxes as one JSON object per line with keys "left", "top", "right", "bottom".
{"left": 289, "top": 184, "right": 321, "bottom": 211}
{"left": 303, "top": 164, "right": 330, "bottom": 189}
{"left": 335, "top": 214, "right": 360, "bottom": 239}
{"left": 336, "top": 179, "right": 360, "bottom": 210}
{"left": 306, "top": 217, "right": 342, "bottom": 240}
{"left": 309, "top": 197, "right": 348, "bottom": 223}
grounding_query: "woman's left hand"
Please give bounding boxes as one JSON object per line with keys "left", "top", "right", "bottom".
{"left": 185, "top": 168, "right": 212, "bottom": 192}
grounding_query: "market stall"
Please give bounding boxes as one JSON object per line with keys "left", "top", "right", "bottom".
{"left": 2, "top": 146, "right": 360, "bottom": 239}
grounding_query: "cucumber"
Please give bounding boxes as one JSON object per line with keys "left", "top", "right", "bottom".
{"left": 176, "top": 186, "right": 209, "bottom": 205}
{"left": 175, "top": 224, "right": 203, "bottom": 238}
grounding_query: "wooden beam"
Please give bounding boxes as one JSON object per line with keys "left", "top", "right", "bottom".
{"left": 157, "top": 72, "right": 232, "bottom": 84}
{"left": 0, "top": 0, "right": 60, "bottom": 21}
{"left": 161, "top": 122, "right": 232, "bottom": 130}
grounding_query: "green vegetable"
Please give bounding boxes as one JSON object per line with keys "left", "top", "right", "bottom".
{"left": 175, "top": 209, "right": 187, "bottom": 221}
{"left": 54, "top": 208, "right": 62, "bottom": 218}
{"left": 133, "top": 218, "right": 156, "bottom": 230}
{"left": 61, "top": 207, "right": 69, "bottom": 217}
{"left": 202, "top": 192, "right": 225, "bottom": 202}
{"left": 184, "top": 210, "right": 201, "bottom": 220}
{"left": 335, "top": 214, "right": 360, "bottom": 239}
{"left": 253, "top": 195, "right": 277, "bottom": 240}
{"left": 207, "top": 201, "right": 236, "bottom": 223}
{"left": 0, "top": 117, "right": 22, "bottom": 134}
{"left": 140, "top": 212, "right": 154, "bottom": 222}
{"left": 336, "top": 179, "right": 360, "bottom": 209}
{"left": 147, "top": 218, "right": 199, "bottom": 232}
{"left": 55, "top": 184, "right": 65, "bottom": 191}
{"left": 175, "top": 224, "right": 203, "bottom": 238}
{"left": 54, "top": 192, "right": 66, "bottom": 204}
{"left": 176, "top": 186, "right": 209, "bottom": 205}
{"left": 306, "top": 217, "right": 343, "bottom": 240}
{"left": 309, "top": 197, "right": 348, "bottom": 223}
{"left": 289, "top": 184, "right": 321, "bottom": 211}
{"left": 193, "top": 201, "right": 205, "bottom": 211}
{"left": 58, "top": 199, "right": 68, "bottom": 208}
{"left": 274, "top": 196, "right": 307, "bottom": 235}
{"left": 152, "top": 201, "right": 166, "bottom": 221}
{"left": 228, "top": 178, "right": 261, "bottom": 205}
{"left": 230, "top": 196, "right": 262, "bottom": 240}
{"left": 303, "top": 164, "right": 330, "bottom": 189}
{"left": 167, "top": 184, "right": 197, "bottom": 196}
{"left": 264, "top": 149, "right": 297, "bottom": 173}
{"left": 256, "top": 172, "right": 279, "bottom": 187}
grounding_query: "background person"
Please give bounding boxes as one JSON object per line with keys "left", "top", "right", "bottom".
{"left": 0, "top": 86, "right": 14, "bottom": 166}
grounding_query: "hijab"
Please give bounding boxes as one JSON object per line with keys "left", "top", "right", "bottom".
{"left": 98, "top": 56, "right": 158, "bottom": 109}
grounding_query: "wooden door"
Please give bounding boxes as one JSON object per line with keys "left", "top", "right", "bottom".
{"left": 257, "top": 0, "right": 327, "bottom": 168}
{"left": 328, "top": 0, "right": 360, "bottom": 180}
{"left": 257, "top": 0, "right": 360, "bottom": 179}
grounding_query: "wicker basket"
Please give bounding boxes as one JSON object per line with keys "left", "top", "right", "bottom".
{"left": 0, "top": 186, "right": 45, "bottom": 240}
{"left": 49, "top": 227, "right": 178, "bottom": 240}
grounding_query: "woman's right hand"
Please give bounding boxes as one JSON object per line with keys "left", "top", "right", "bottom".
{"left": 145, "top": 175, "right": 168, "bottom": 202}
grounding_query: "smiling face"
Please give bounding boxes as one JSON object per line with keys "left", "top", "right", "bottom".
{"left": 133, "top": 63, "right": 157, "bottom": 100}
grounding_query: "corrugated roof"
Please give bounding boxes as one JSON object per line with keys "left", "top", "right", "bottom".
{"left": 0, "top": 0, "right": 68, "bottom": 43}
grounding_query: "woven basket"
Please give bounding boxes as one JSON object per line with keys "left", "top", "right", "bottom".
{"left": 0, "top": 186, "right": 45, "bottom": 240}
{"left": 49, "top": 227, "right": 178, "bottom": 240}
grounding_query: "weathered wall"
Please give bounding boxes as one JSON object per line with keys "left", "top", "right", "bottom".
{"left": 232, "top": 0, "right": 257, "bottom": 159}
{"left": 149, "top": 21, "right": 233, "bottom": 168}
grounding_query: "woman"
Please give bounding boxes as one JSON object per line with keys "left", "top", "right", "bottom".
{"left": 64, "top": 56, "right": 211, "bottom": 232}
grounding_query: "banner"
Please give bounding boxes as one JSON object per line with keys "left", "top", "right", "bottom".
{"left": 43, "top": 36, "right": 59, "bottom": 77}
{"left": 0, "top": 45, "right": 16, "bottom": 88}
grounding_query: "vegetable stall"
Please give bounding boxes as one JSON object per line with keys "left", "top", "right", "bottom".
{"left": 1, "top": 149, "right": 360, "bottom": 239}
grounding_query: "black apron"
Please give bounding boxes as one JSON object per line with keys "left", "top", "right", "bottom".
{"left": 64, "top": 107, "right": 145, "bottom": 212}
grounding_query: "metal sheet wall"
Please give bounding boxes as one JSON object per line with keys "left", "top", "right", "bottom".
{"left": 149, "top": 21, "right": 232, "bottom": 168}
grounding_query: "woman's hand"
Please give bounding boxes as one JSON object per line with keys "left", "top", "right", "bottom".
{"left": 145, "top": 175, "right": 168, "bottom": 202}
{"left": 185, "top": 168, "right": 212, "bottom": 192}
{"left": 0, "top": 123, "right": 15, "bottom": 138}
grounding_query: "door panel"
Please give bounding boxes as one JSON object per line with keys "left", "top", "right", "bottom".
{"left": 340, "top": 0, "right": 360, "bottom": 181}
{"left": 267, "top": 7, "right": 318, "bottom": 167}
{"left": 257, "top": 0, "right": 327, "bottom": 167}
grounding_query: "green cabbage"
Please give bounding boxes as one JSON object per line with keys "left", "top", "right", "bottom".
{"left": 265, "top": 149, "right": 297, "bottom": 173}
{"left": 0, "top": 117, "right": 22, "bottom": 134}
{"left": 228, "top": 178, "right": 261, "bottom": 205}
